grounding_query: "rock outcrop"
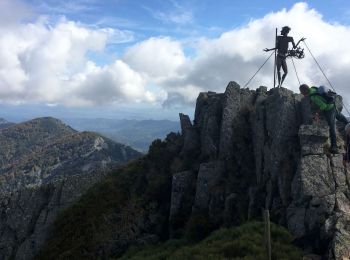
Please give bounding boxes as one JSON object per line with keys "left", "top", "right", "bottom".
{"left": 288, "top": 124, "right": 350, "bottom": 259}
{"left": 170, "top": 82, "right": 350, "bottom": 259}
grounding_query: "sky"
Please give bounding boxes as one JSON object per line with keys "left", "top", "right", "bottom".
{"left": 1, "top": 0, "right": 350, "bottom": 121}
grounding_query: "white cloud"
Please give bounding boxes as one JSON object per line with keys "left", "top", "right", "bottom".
{"left": 0, "top": 3, "right": 152, "bottom": 106}
{"left": 128, "top": 2, "right": 350, "bottom": 109}
{"left": 1, "top": 1, "right": 350, "bottom": 113}
{"left": 70, "top": 60, "right": 151, "bottom": 106}
{"left": 123, "top": 37, "right": 186, "bottom": 81}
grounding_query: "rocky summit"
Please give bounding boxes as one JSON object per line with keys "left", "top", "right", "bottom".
{"left": 172, "top": 82, "right": 350, "bottom": 259}
{"left": 0, "top": 117, "right": 141, "bottom": 259}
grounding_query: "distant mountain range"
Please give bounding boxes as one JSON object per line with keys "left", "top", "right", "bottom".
{"left": 0, "top": 116, "right": 142, "bottom": 259}
{"left": 62, "top": 118, "right": 181, "bottom": 153}
{"left": 0, "top": 118, "right": 14, "bottom": 129}
{"left": 0, "top": 117, "right": 141, "bottom": 194}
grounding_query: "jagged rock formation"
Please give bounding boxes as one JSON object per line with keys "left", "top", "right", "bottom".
{"left": 0, "top": 117, "right": 141, "bottom": 260}
{"left": 171, "top": 82, "right": 349, "bottom": 259}
{"left": 32, "top": 83, "right": 350, "bottom": 260}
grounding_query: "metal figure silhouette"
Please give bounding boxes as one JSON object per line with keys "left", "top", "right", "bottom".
{"left": 264, "top": 26, "right": 305, "bottom": 87}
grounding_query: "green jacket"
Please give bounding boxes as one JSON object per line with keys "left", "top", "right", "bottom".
{"left": 309, "top": 86, "right": 335, "bottom": 111}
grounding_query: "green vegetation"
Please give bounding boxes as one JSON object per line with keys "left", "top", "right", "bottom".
{"left": 37, "top": 160, "right": 146, "bottom": 259}
{"left": 120, "top": 222, "right": 303, "bottom": 260}
{"left": 185, "top": 214, "right": 212, "bottom": 242}
{"left": 36, "top": 132, "right": 302, "bottom": 260}
{"left": 37, "top": 136, "right": 179, "bottom": 259}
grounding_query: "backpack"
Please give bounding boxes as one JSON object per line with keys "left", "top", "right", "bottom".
{"left": 310, "top": 86, "right": 336, "bottom": 104}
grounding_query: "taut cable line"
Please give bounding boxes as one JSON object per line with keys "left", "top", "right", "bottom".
{"left": 291, "top": 57, "right": 301, "bottom": 86}
{"left": 244, "top": 51, "right": 274, "bottom": 88}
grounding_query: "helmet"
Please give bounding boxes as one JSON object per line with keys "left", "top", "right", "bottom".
{"left": 281, "top": 26, "right": 291, "bottom": 35}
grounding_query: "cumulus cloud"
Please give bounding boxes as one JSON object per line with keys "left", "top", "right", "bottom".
{"left": 123, "top": 37, "right": 186, "bottom": 80}
{"left": 125, "top": 2, "right": 350, "bottom": 109}
{"left": 70, "top": 60, "right": 155, "bottom": 106}
{"left": 0, "top": 1, "right": 151, "bottom": 106}
{"left": 1, "top": 1, "right": 350, "bottom": 112}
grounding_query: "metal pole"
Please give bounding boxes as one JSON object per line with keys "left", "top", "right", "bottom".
{"left": 264, "top": 210, "right": 272, "bottom": 260}
{"left": 273, "top": 28, "right": 277, "bottom": 88}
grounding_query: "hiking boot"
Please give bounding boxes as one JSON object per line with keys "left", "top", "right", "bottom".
{"left": 330, "top": 147, "right": 339, "bottom": 154}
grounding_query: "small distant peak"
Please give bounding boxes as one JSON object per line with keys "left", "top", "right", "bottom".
{"left": 19, "top": 117, "right": 77, "bottom": 134}
{"left": 30, "top": 117, "right": 63, "bottom": 124}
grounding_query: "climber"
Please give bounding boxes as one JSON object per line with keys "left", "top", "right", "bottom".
{"left": 264, "top": 26, "right": 305, "bottom": 87}
{"left": 299, "top": 84, "right": 349, "bottom": 154}
{"left": 344, "top": 124, "right": 350, "bottom": 166}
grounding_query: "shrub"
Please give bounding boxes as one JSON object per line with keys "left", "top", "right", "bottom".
{"left": 121, "top": 221, "right": 303, "bottom": 260}
{"left": 185, "top": 214, "right": 211, "bottom": 242}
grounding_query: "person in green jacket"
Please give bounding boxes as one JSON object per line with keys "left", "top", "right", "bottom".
{"left": 300, "top": 84, "right": 349, "bottom": 154}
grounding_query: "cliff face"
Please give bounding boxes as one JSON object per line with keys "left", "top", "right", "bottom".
{"left": 0, "top": 117, "right": 142, "bottom": 260}
{"left": 0, "top": 171, "right": 107, "bottom": 260}
{"left": 172, "top": 82, "right": 349, "bottom": 259}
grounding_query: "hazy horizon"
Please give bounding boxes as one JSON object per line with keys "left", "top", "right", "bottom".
{"left": 0, "top": 103, "right": 192, "bottom": 123}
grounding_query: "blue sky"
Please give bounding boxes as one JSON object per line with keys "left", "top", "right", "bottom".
{"left": 25, "top": 0, "right": 350, "bottom": 57}
{"left": 26, "top": 1, "right": 350, "bottom": 32}
{"left": 1, "top": 0, "right": 350, "bottom": 121}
